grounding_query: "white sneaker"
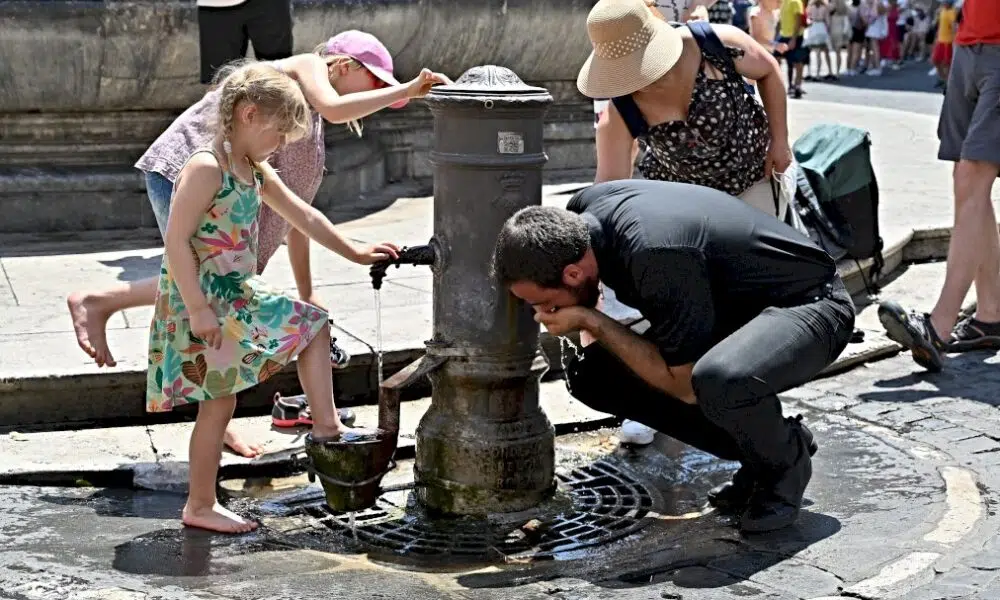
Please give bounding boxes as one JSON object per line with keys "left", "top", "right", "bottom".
{"left": 620, "top": 420, "right": 657, "bottom": 446}
{"left": 928, "top": 67, "right": 938, "bottom": 76}
{"left": 866, "top": 68, "right": 883, "bottom": 76}
{"left": 844, "top": 69, "right": 857, "bottom": 76}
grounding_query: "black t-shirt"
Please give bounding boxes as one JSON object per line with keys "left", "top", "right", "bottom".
{"left": 567, "top": 180, "right": 837, "bottom": 365}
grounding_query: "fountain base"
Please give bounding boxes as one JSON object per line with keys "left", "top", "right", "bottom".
{"left": 274, "top": 459, "right": 661, "bottom": 563}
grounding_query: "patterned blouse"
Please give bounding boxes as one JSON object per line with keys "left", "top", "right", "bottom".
{"left": 619, "top": 45, "right": 770, "bottom": 197}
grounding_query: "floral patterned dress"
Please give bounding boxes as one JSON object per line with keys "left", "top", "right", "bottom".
{"left": 146, "top": 150, "right": 327, "bottom": 412}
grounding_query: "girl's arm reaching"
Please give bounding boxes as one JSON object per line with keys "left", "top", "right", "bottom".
{"left": 164, "top": 153, "right": 225, "bottom": 349}
{"left": 286, "top": 229, "right": 322, "bottom": 308}
{"left": 257, "top": 161, "right": 400, "bottom": 265}
{"left": 284, "top": 54, "right": 451, "bottom": 126}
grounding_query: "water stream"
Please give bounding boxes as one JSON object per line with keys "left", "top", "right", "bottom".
{"left": 558, "top": 336, "right": 581, "bottom": 393}
{"left": 348, "top": 511, "right": 358, "bottom": 539}
{"left": 374, "top": 289, "right": 384, "bottom": 386}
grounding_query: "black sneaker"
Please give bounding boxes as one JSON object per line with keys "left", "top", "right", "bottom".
{"left": 708, "top": 416, "right": 818, "bottom": 514}
{"left": 878, "top": 300, "right": 946, "bottom": 372}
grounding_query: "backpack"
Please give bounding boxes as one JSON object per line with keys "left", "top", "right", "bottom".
{"left": 611, "top": 20, "right": 756, "bottom": 138}
{"left": 792, "top": 123, "right": 885, "bottom": 292}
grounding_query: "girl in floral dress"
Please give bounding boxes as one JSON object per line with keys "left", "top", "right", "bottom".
{"left": 148, "top": 62, "right": 400, "bottom": 534}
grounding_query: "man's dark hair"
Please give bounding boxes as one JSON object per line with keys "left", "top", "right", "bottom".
{"left": 491, "top": 206, "right": 590, "bottom": 288}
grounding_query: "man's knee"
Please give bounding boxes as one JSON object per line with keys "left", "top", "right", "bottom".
{"left": 691, "top": 359, "right": 769, "bottom": 419}
{"left": 691, "top": 359, "right": 736, "bottom": 418}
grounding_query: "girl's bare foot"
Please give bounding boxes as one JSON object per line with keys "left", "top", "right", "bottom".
{"left": 67, "top": 292, "right": 116, "bottom": 367}
{"left": 311, "top": 422, "right": 348, "bottom": 441}
{"left": 313, "top": 424, "right": 380, "bottom": 443}
{"left": 222, "top": 427, "right": 265, "bottom": 458}
{"left": 182, "top": 502, "right": 258, "bottom": 534}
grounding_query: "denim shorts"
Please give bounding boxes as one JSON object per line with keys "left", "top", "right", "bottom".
{"left": 145, "top": 171, "right": 174, "bottom": 238}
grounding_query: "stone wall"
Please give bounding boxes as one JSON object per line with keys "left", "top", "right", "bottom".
{"left": 0, "top": 0, "right": 597, "bottom": 233}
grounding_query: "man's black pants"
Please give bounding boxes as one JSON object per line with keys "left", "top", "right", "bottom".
{"left": 566, "top": 278, "right": 855, "bottom": 473}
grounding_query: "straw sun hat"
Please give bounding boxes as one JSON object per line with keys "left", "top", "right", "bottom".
{"left": 576, "top": 0, "right": 684, "bottom": 99}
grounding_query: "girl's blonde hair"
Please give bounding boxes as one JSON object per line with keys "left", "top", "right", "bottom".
{"left": 214, "top": 60, "right": 312, "bottom": 145}
{"left": 312, "top": 43, "right": 365, "bottom": 137}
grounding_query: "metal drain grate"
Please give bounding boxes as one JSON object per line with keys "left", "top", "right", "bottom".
{"left": 288, "top": 460, "right": 660, "bottom": 560}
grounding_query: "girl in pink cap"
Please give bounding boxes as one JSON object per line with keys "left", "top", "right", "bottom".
{"left": 66, "top": 30, "right": 450, "bottom": 457}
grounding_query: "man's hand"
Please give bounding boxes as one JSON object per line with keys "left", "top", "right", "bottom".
{"left": 534, "top": 306, "right": 597, "bottom": 337}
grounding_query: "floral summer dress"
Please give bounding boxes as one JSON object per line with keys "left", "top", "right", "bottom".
{"left": 146, "top": 150, "right": 327, "bottom": 412}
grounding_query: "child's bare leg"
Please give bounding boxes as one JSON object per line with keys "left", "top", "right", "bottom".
{"left": 182, "top": 395, "right": 258, "bottom": 534}
{"left": 296, "top": 325, "right": 346, "bottom": 439}
{"left": 67, "top": 277, "right": 158, "bottom": 367}
{"left": 70, "top": 278, "right": 260, "bottom": 457}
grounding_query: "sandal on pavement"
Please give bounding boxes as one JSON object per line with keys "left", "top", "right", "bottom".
{"left": 949, "top": 316, "right": 1000, "bottom": 352}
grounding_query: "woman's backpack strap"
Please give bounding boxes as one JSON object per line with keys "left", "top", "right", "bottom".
{"left": 610, "top": 95, "right": 649, "bottom": 139}
{"left": 687, "top": 20, "right": 757, "bottom": 96}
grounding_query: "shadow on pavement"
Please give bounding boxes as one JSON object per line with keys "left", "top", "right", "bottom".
{"left": 99, "top": 253, "right": 163, "bottom": 282}
{"left": 859, "top": 350, "right": 1000, "bottom": 406}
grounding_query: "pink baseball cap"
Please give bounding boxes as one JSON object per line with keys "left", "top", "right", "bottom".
{"left": 325, "top": 30, "right": 408, "bottom": 109}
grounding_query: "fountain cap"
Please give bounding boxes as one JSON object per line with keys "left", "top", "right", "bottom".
{"left": 424, "top": 65, "right": 553, "bottom": 107}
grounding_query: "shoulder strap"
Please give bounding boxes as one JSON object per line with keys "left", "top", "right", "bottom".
{"left": 687, "top": 21, "right": 757, "bottom": 96}
{"left": 686, "top": 20, "right": 726, "bottom": 59}
{"left": 610, "top": 96, "right": 648, "bottom": 139}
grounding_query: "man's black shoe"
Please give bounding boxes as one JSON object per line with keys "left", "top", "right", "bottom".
{"left": 739, "top": 421, "right": 813, "bottom": 533}
{"left": 707, "top": 465, "right": 755, "bottom": 514}
{"left": 708, "top": 416, "right": 818, "bottom": 514}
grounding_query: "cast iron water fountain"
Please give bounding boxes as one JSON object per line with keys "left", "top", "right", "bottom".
{"left": 288, "top": 66, "right": 665, "bottom": 561}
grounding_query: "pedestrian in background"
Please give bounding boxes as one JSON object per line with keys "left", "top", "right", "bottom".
{"left": 804, "top": 0, "right": 837, "bottom": 80}
{"left": 732, "top": 0, "right": 754, "bottom": 33}
{"left": 845, "top": 0, "right": 868, "bottom": 74}
{"left": 930, "top": 0, "right": 958, "bottom": 87}
{"left": 829, "top": 0, "right": 851, "bottom": 74}
{"left": 777, "top": 0, "right": 809, "bottom": 97}
{"left": 861, "top": 0, "right": 888, "bottom": 75}
{"left": 750, "top": 0, "right": 785, "bottom": 52}
{"left": 197, "top": 0, "right": 294, "bottom": 84}
{"left": 878, "top": 0, "right": 1000, "bottom": 373}
{"left": 708, "top": 0, "right": 735, "bottom": 23}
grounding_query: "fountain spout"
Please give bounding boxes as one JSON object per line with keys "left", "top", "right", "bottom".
{"left": 370, "top": 244, "right": 437, "bottom": 290}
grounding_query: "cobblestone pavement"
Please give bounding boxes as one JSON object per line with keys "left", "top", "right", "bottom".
{"left": 779, "top": 350, "right": 1000, "bottom": 600}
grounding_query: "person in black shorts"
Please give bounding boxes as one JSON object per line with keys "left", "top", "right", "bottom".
{"left": 197, "top": 0, "right": 294, "bottom": 84}
{"left": 492, "top": 180, "right": 856, "bottom": 533}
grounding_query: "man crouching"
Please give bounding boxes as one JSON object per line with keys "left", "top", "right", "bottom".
{"left": 491, "top": 179, "right": 855, "bottom": 533}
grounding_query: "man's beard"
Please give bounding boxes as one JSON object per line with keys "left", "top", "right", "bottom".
{"left": 571, "top": 278, "right": 601, "bottom": 309}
